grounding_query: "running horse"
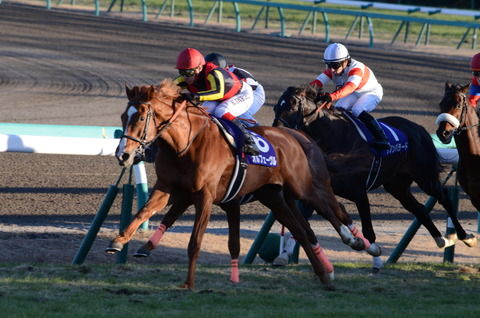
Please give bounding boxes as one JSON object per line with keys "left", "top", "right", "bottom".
{"left": 105, "top": 79, "right": 365, "bottom": 290}
{"left": 435, "top": 82, "right": 480, "bottom": 213}
{"left": 273, "top": 85, "right": 477, "bottom": 270}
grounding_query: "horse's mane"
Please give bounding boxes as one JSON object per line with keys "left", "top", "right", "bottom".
{"left": 127, "top": 79, "right": 181, "bottom": 104}
{"left": 155, "top": 79, "right": 181, "bottom": 100}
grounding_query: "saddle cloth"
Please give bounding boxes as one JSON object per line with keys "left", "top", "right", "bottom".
{"left": 214, "top": 117, "right": 277, "bottom": 167}
{"left": 343, "top": 111, "right": 409, "bottom": 156}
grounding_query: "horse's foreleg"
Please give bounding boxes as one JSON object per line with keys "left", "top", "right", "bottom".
{"left": 220, "top": 201, "right": 241, "bottom": 283}
{"left": 181, "top": 191, "right": 214, "bottom": 290}
{"left": 106, "top": 189, "right": 170, "bottom": 254}
{"left": 135, "top": 196, "right": 192, "bottom": 257}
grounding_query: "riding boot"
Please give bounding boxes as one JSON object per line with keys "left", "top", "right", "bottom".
{"left": 231, "top": 118, "right": 260, "bottom": 155}
{"left": 358, "top": 111, "right": 390, "bottom": 150}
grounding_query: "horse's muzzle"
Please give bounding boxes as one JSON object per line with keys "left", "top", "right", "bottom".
{"left": 436, "top": 127, "right": 453, "bottom": 144}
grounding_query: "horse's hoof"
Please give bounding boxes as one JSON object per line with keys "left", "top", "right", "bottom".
{"left": 461, "top": 234, "right": 478, "bottom": 247}
{"left": 272, "top": 252, "right": 289, "bottom": 267}
{"left": 105, "top": 241, "right": 123, "bottom": 254}
{"left": 133, "top": 245, "right": 152, "bottom": 257}
{"left": 350, "top": 237, "right": 366, "bottom": 251}
{"left": 366, "top": 243, "right": 382, "bottom": 257}
{"left": 435, "top": 236, "right": 456, "bottom": 248}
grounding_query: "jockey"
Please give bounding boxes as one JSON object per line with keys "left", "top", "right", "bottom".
{"left": 311, "top": 43, "right": 389, "bottom": 150}
{"left": 174, "top": 48, "right": 259, "bottom": 155}
{"left": 205, "top": 52, "right": 266, "bottom": 128}
{"left": 469, "top": 52, "right": 480, "bottom": 107}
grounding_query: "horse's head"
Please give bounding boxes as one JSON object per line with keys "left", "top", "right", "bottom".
{"left": 116, "top": 79, "right": 184, "bottom": 166}
{"left": 272, "top": 85, "right": 320, "bottom": 129}
{"left": 435, "top": 82, "right": 470, "bottom": 144}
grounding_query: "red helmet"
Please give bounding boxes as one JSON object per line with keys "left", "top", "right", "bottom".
{"left": 176, "top": 48, "right": 205, "bottom": 69}
{"left": 470, "top": 52, "right": 480, "bottom": 71}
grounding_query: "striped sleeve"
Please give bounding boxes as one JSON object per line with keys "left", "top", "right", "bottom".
{"left": 469, "top": 77, "right": 480, "bottom": 107}
{"left": 310, "top": 69, "right": 332, "bottom": 88}
{"left": 197, "top": 70, "right": 225, "bottom": 101}
{"left": 330, "top": 67, "right": 363, "bottom": 100}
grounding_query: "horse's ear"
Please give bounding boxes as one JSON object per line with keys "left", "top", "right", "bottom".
{"left": 305, "top": 85, "right": 319, "bottom": 101}
{"left": 125, "top": 85, "right": 133, "bottom": 99}
{"left": 147, "top": 85, "right": 156, "bottom": 101}
{"left": 461, "top": 82, "right": 470, "bottom": 93}
{"left": 445, "top": 81, "right": 452, "bottom": 91}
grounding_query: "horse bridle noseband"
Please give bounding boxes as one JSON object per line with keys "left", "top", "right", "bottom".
{"left": 436, "top": 91, "right": 479, "bottom": 135}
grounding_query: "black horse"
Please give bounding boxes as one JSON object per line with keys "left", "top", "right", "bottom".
{"left": 273, "top": 85, "right": 477, "bottom": 270}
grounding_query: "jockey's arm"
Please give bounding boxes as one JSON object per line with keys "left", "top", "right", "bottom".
{"left": 329, "top": 69, "right": 362, "bottom": 101}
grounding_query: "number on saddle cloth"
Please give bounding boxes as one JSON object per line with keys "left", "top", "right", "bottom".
{"left": 343, "top": 112, "right": 409, "bottom": 156}
{"left": 213, "top": 117, "right": 278, "bottom": 167}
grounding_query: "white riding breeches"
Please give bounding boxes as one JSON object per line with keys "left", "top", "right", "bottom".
{"left": 202, "top": 82, "right": 254, "bottom": 118}
{"left": 334, "top": 85, "right": 383, "bottom": 117}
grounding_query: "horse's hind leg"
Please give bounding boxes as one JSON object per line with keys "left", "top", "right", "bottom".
{"left": 383, "top": 177, "right": 455, "bottom": 248}
{"left": 255, "top": 186, "right": 334, "bottom": 289}
{"left": 106, "top": 189, "right": 171, "bottom": 253}
{"left": 417, "top": 177, "right": 477, "bottom": 247}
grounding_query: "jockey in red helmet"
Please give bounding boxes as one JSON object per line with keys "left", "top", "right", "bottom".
{"left": 310, "top": 43, "right": 389, "bottom": 150}
{"left": 174, "top": 48, "right": 259, "bottom": 155}
{"left": 468, "top": 52, "right": 480, "bottom": 107}
{"left": 205, "top": 52, "right": 266, "bottom": 128}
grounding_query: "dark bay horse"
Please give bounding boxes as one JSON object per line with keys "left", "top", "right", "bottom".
{"left": 105, "top": 79, "right": 364, "bottom": 290}
{"left": 273, "top": 85, "right": 477, "bottom": 270}
{"left": 435, "top": 82, "right": 480, "bottom": 213}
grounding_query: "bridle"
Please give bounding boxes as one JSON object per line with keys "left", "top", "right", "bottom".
{"left": 275, "top": 93, "right": 319, "bottom": 129}
{"left": 122, "top": 98, "right": 188, "bottom": 150}
{"left": 436, "top": 91, "right": 479, "bottom": 136}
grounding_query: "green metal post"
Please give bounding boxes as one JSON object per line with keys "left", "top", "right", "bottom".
{"left": 345, "top": 16, "right": 359, "bottom": 40}
{"left": 141, "top": 0, "right": 148, "bottom": 22}
{"left": 94, "top": 0, "right": 100, "bottom": 16}
{"left": 251, "top": 6, "right": 265, "bottom": 31}
{"left": 299, "top": 11, "right": 312, "bottom": 35}
{"left": 391, "top": 21, "right": 405, "bottom": 44}
{"left": 367, "top": 17, "right": 374, "bottom": 47}
{"left": 386, "top": 196, "right": 438, "bottom": 264}
{"left": 243, "top": 211, "right": 275, "bottom": 264}
{"left": 232, "top": 2, "right": 240, "bottom": 32}
{"left": 186, "top": 0, "right": 194, "bottom": 26}
{"left": 322, "top": 12, "right": 329, "bottom": 43}
{"left": 205, "top": 1, "right": 219, "bottom": 24}
{"left": 278, "top": 7, "right": 286, "bottom": 37}
{"left": 72, "top": 168, "right": 126, "bottom": 265}
{"left": 116, "top": 182, "right": 134, "bottom": 264}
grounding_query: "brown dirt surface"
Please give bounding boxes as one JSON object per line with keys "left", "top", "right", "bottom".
{"left": 0, "top": 1, "right": 479, "bottom": 268}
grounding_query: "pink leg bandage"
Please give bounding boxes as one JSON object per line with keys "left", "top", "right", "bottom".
{"left": 313, "top": 243, "right": 334, "bottom": 273}
{"left": 230, "top": 259, "right": 240, "bottom": 283}
{"left": 349, "top": 225, "right": 371, "bottom": 249}
{"left": 149, "top": 224, "right": 167, "bottom": 248}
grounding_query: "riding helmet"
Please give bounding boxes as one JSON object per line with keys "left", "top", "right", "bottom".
{"left": 323, "top": 43, "right": 350, "bottom": 63}
{"left": 205, "top": 52, "right": 227, "bottom": 68}
{"left": 176, "top": 48, "right": 205, "bottom": 69}
{"left": 470, "top": 52, "right": 480, "bottom": 71}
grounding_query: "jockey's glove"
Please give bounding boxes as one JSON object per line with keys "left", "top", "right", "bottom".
{"left": 181, "top": 92, "right": 200, "bottom": 103}
{"left": 317, "top": 93, "right": 332, "bottom": 109}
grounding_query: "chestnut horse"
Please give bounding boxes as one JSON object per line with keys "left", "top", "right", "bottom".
{"left": 435, "top": 82, "right": 480, "bottom": 213}
{"left": 273, "top": 85, "right": 477, "bottom": 270}
{"left": 105, "top": 79, "right": 364, "bottom": 290}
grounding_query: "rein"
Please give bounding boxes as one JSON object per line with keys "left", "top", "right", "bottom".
{"left": 437, "top": 91, "right": 480, "bottom": 135}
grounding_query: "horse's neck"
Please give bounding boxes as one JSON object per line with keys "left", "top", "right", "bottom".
{"left": 456, "top": 107, "right": 480, "bottom": 158}
{"left": 160, "top": 106, "right": 215, "bottom": 156}
{"left": 306, "top": 112, "right": 357, "bottom": 153}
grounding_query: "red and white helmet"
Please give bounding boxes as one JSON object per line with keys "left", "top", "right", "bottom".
{"left": 470, "top": 52, "right": 480, "bottom": 71}
{"left": 323, "top": 43, "right": 350, "bottom": 63}
{"left": 176, "top": 48, "right": 205, "bottom": 69}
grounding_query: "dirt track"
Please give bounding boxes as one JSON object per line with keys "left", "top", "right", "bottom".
{"left": 0, "top": 1, "right": 479, "bottom": 266}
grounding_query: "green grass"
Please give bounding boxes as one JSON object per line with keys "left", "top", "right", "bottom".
{"left": 1, "top": 262, "right": 479, "bottom": 317}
